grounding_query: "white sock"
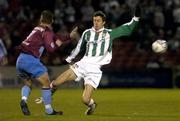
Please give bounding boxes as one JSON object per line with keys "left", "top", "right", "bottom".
{"left": 45, "top": 104, "right": 52, "bottom": 109}
{"left": 88, "top": 99, "right": 94, "bottom": 106}
{"left": 22, "top": 96, "right": 27, "bottom": 102}
{"left": 45, "top": 104, "right": 53, "bottom": 114}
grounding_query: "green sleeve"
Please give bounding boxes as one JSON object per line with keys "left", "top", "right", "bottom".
{"left": 110, "top": 19, "right": 139, "bottom": 40}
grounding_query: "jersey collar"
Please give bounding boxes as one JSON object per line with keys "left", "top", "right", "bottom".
{"left": 92, "top": 27, "right": 104, "bottom": 33}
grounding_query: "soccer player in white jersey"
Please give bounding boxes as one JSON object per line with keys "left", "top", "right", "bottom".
{"left": 41, "top": 7, "right": 141, "bottom": 115}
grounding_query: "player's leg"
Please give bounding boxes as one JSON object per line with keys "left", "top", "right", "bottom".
{"left": 36, "top": 72, "right": 63, "bottom": 115}
{"left": 17, "top": 57, "right": 34, "bottom": 115}
{"left": 35, "top": 68, "right": 77, "bottom": 104}
{"left": 34, "top": 85, "right": 57, "bottom": 104}
{"left": 16, "top": 55, "right": 32, "bottom": 115}
{"left": 18, "top": 53, "right": 62, "bottom": 115}
{"left": 21, "top": 77, "right": 32, "bottom": 102}
{"left": 82, "top": 84, "right": 97, "bottom": 115}
{"left": 20, "top": 77, "right": 32, "bottom": 115}
{"left": 52, "top": 68, "right": 77, "bottom": 86}
{"left": 36, "top": 68, "right": 76, "bottom": 114}
{"left": 26, "top": 56, "right": 63, "bottom": 115}
{"left": 82, "top": 64, "right": 102, "bottom": 115}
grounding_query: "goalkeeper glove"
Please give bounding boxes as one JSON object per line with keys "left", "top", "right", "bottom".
{"left": 134, "top": 5, "right": 141, "bottom": 17}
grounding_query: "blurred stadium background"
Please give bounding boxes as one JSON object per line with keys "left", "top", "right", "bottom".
{"left": 0, "top": 0, "right": 180, "bottom": 88}
{"left": 0, "top": 0, "right": 180, "bottom": 121}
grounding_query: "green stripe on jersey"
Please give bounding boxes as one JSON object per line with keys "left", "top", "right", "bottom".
{"left": 84, "top": 30, "right": 91, "bottom": 56}
{"left": 108, "top": 38, "right": 113, "bottom": 52}
{"left": 99, "top": 30, "right": 107, "bottom": 56}
{"left": 92, "top": 32, "right": 99, "bottom": 56}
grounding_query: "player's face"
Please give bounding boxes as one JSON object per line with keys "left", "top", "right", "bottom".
{"left": 93, "top": 16, "right": 105, "bottom": 31}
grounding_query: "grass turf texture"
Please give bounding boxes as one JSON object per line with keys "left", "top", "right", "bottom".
{"left": 0, "top": 88, "right": 180, "bottom": 121}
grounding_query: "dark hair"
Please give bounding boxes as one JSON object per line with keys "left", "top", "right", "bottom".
{"left": 40, "top": 10, "right": 54, "bottom": 24}
{"left": 93, "top": 11, "right": 106, "bottom": 21}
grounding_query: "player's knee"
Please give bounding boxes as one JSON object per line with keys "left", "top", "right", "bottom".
{"left": 24, "top": 80, "right": 32, "bottom": 88}
{"left": 41, "top": 82, "right": 50, "bottom": 88}
{"left": 37, "top": 72, "right": 51, "bottom": 88}
{"left": 38, "top": 79, "right": 50, "bottom": 88}
{"left": 37, "top": 78, "right": 50, "bottom": 88}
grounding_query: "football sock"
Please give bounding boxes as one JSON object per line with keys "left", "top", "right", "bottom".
{"left": 45, "top": 104, "right": 53, "bottom": 114}
{"left": 21, "top": 85, "right": 31, "bottom": 102}
{"left": 88, "top": 99, "right": 94, "bottom": 106}
{"left": 42, "top": 88, "right": 53, "bottom": 114}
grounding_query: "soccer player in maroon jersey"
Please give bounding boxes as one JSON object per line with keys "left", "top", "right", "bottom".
{"left": 16, "top": 10, "right": 77, "bottom": 115}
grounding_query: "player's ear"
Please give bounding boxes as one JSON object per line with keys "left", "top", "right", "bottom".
{"left": 103, "top": 21, "right": 105, "bottom": 25}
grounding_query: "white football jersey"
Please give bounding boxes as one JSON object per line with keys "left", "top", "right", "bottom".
{"left": 66, "top": 17, "right": 139, "bottom": 66}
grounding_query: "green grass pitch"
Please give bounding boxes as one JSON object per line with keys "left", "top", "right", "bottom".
{"left": 0, "top": 88, "right": 180, "bottom": 121}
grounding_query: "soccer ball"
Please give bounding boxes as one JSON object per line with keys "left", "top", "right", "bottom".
{"left": 152, "top": 39, "right": 167, "bottom": 53}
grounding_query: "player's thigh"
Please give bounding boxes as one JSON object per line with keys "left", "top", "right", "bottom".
{"left": 16, "top": 57, "right": 33, "bottom": 86}
{"left": 84, "top": 72, "right": 102, "bottom": 89}
{"left": 16, "top": 53, "right": 48, "bottom": 80}
{"left": 55, "top": 68, "right": 77, "bottom": 82}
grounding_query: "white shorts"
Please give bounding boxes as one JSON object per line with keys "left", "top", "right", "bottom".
{"left": 70, "top": 61, "right": 102, "bottom": 89}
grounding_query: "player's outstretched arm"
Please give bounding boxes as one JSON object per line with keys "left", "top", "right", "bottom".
{"left": 110, "top": 5, "right": 141, "bottom": 40}
{"left": 70, "top": 26, "right": 78, "bottom": 40}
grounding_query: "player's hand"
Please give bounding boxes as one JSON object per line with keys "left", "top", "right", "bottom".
{"left": 55, "top": 39, "right": 63, "bottom": 47}
{"left": 134, "top": 5, "right": 141, "bottom": 17}
{"left": 50, "top": 81, "right": 56, "bottom": 88}
{"left": 70, "top": 26, "right": 78, "bottom": 40}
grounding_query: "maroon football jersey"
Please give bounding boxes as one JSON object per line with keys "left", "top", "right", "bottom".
{"left": 20, "top": 25, "right": 58, "bottom": 58}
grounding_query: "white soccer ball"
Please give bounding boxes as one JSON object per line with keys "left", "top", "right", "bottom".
{"left": 152, "top": 39, "right": 167, "bottom": 53}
